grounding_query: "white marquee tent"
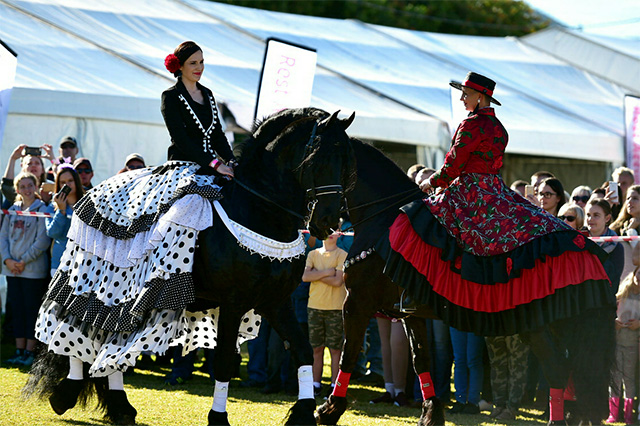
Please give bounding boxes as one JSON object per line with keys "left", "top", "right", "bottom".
{"left": 0, "top": 0, "right": 633, "bottom": 183}
{"left": 522, "top": 27, "right": 640, "bottom": 96}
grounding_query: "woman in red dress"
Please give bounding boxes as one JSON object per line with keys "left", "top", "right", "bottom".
{"left": 382, "top": 72, "right": 615, "bottom": 423}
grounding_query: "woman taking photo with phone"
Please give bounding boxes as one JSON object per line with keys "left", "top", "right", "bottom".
{"left": 2, "top": 144, "right": 54, "bottom": 206}
{"left": 45, "top": 166, "right": 84, "bottom": 276}
{"left": 0, "top": 172, "right": 51, "bottom": 366}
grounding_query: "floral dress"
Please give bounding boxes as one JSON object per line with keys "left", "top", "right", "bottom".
{"left": 376, "top": 108, "right": 613, "bottom": 336}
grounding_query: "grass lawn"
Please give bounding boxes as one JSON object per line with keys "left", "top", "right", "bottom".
{"left": 1, "top": 342, "right": 553, "bottom": 426}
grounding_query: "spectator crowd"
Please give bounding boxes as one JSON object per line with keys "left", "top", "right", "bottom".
{"left": 0, "top": 136, "right": 146, "bottom": 367}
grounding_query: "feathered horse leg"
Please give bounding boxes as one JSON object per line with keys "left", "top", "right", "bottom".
{"left": 101, "top": 370, "right": 138, "bottom": 425}
{"left": 22, "top": 350, "right": 107, "bottom": 416}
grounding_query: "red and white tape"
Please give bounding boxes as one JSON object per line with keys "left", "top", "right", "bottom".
{"left": 589, "top": 235, "right": 640, "bottom": 243}
{"left": 1, "top": 209, "right": 52, "bottom": 218}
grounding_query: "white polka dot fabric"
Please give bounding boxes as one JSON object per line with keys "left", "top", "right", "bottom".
{"left": 35, "top": 161, "right": 260, "bottom": 377}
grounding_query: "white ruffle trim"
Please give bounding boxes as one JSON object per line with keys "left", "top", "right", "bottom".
{"left": 36, "top": 303, "right": 261, "bottom": 377}
{"left": 213, "top": 200, "right": 306, "bottom": 261}
{"left": 68, "top": 195, "right": 213, "bottom": 269}
{"left": 87, "top": 163, "right": 216, "bottom": 227}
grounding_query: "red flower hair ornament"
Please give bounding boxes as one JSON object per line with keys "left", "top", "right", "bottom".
{"left": 164, "top": 54, "right": 181, "bottom": 74}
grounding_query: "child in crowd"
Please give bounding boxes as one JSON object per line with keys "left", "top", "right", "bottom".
{"left": 0, "top": 172, "right": 51, "bottom": 366}
{"left": 608, "top": 267, "right": 640, "bottom": 425}
{"left": 302, "top": 231, "right": 347, "bottom": 397}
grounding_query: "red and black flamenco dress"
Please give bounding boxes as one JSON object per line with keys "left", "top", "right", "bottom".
{"left": 375, "top": 109, "right": 614, "bottom": 336}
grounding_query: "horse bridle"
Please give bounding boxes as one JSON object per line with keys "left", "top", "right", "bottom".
{"left": 300, "top": 121, "right": 345, "bottom": 227}
{"left": 234, "top": 119, "right": 346, "bottom": 228}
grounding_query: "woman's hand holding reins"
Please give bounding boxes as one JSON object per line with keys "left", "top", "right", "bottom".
{"left": 217, "top": 163, "right": 234, "bottom": 179}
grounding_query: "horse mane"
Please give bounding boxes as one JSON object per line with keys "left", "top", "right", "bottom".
{"left": 349, "top": 137, "right": 416, "bottom": 193}
{"left": 251, "top": 107, "right": 329, "bottom": 140}
{"left": 234, "top": 108, "right": 330, "bottom": 175}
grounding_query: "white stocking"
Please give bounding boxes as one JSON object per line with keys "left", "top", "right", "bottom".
{"left": 108, "top": 371, "right": 124, "bottom": 391}
{"left": 211, "top": 381, "right": 229, "bottom": 413}
{"left": 67, "top": 357, "right": 84, "bottom": 380}
{"left": 298, "top": 365, "right": 314, "bottom": 399}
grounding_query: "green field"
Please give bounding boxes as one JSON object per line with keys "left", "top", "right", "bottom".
{"left": 0, "top": 344, "right": 568, "bottom": 426}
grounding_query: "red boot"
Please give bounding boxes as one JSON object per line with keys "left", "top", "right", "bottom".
{"left": 624, "top": 398, "right": 634, "bottom": 425}
{"left": 607, "top": 397, "right": 620, "bottom": 423}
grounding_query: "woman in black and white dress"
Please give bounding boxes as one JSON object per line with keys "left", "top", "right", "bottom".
{"left": 34, "top": 41, "right": 260, "bottom": 416}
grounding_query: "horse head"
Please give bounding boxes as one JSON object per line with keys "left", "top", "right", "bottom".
{"left": 234, "top": 108, "right": 356, "bottom": 240}
{"left": 297, "top": 110, "right": 357, "bottom": 239}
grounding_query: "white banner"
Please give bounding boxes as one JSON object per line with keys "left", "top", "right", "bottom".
{"left": 625, "top": 95, "right": 640, "bottom": 179}
{"left": 254, "top": 38, "right": 317, "bottom": 122}
{"left": 0, "top": 40, "right": 18, "bottom": 152}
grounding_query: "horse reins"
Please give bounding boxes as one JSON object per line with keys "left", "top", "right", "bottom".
{"left": 342, "top": 188, "right": 424, "bottom": 231}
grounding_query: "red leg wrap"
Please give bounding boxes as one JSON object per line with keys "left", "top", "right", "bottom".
{"left": 332, "top": 371, "right": 351, "bottom": 397}
{"left": 418, "top": 372, "right": 436, "bottom": 400}
{"left": 550, "top": 388, "right": 565, "bottom": 421}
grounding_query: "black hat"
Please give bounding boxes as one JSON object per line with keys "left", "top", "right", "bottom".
{"left": 59, "top": 136, "right": 78, "bottom": 148}
{"left": 450, "top": 72, "right": 501, "bottom": 106}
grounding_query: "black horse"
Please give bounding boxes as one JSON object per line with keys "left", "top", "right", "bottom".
{"left": 195, "top": 108, "right": 356, "bottom": 425}
{"left": 24, "top": 108, "right": 357, "bottom": 426}
{"left": 316, "top": 138, "right": 615, "bottom": 426}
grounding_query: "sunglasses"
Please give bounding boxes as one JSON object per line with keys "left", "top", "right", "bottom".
{"left": 559, "top": 215, "right": 576, "bottom": 222}
{"left": 76, "top": 168, "right": 92, "bottom": 174}
{"left": 572, "top": 195, "right": 589, "bottom": 203}
{"left": 127, "top": 165, "right": 145, "bottom": 170}
{"left": 538, "top": 191, "right": 557, "bottom": 199}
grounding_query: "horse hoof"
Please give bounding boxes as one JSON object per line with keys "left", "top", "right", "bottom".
{"left": 315, "top": 395, "right": 347, "bottom": 425}
{"left": 208, "top": 409, "right": 230, "bottom": 426}
{"left": 418, "top": 397, "right": 446, "bottom": 426}
{"left": 285, "top": 398, "right": 316, "bottom": 425}
{"left": 104, "top": 390, "right": 137, "bottom": 425}
{"left": 49, "top": 378, "right": 84, "bottom": 415}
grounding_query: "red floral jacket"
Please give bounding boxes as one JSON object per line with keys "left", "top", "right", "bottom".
{"left": 429, "top": 108, "right": 508, "bottom": 188}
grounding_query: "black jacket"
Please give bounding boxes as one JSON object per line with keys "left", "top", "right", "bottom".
{"left": 161, "top": 80, "right": 235, "bottom": 169}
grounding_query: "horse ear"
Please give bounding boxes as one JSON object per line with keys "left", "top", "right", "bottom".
{"left": 341, "top": 111, "right": 356, "bottom": 130}
{"left": 318, "top": 110, "right": 340, "bottom": 131}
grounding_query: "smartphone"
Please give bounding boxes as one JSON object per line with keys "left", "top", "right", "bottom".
{"left": 609, "top": 181, "right": 619, "bottom": 203}
{"left": 60, "top": 184, "right": 72, "bottom": 196}
{"left": 41, "top": 182, "right": 55, "bottom": 193}
{"left": 524, "top": 185, "right": 534, "bottom": 197}
{"left": 23, "top": 146, "right": 42, "bottom": 156}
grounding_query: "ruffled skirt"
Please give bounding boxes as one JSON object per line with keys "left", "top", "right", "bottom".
{"left": 375, "top": 173, "right": 615, "bottom": 336}
{"left": 35, "top": 161, "right": 261, "bottom": 376}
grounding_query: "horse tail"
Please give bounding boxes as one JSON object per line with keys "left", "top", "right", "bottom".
{"left": 565, "top": 305, "right": 616, "bottom": 423}
{"left": 21, "top": 344, "right": 108, "bottom": 408}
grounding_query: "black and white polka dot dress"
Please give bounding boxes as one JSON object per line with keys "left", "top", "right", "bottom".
{"left": 35, "top": 162, "right": 261, "bottom": 376}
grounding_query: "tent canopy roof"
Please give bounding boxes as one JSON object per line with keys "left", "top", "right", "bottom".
{"left": 1, "top": 0, "right": 632, "bottom": 163}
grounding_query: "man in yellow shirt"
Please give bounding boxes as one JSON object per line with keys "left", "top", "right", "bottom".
{"left": 302, "top": 231, "right": 348, "bottom": 397}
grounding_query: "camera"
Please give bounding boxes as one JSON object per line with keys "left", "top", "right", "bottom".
{"left": 60, "top": 184, "right": 72, "bottom": 196}
{"left": 23, "top": 146, "right": 42, "bottom": 156}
